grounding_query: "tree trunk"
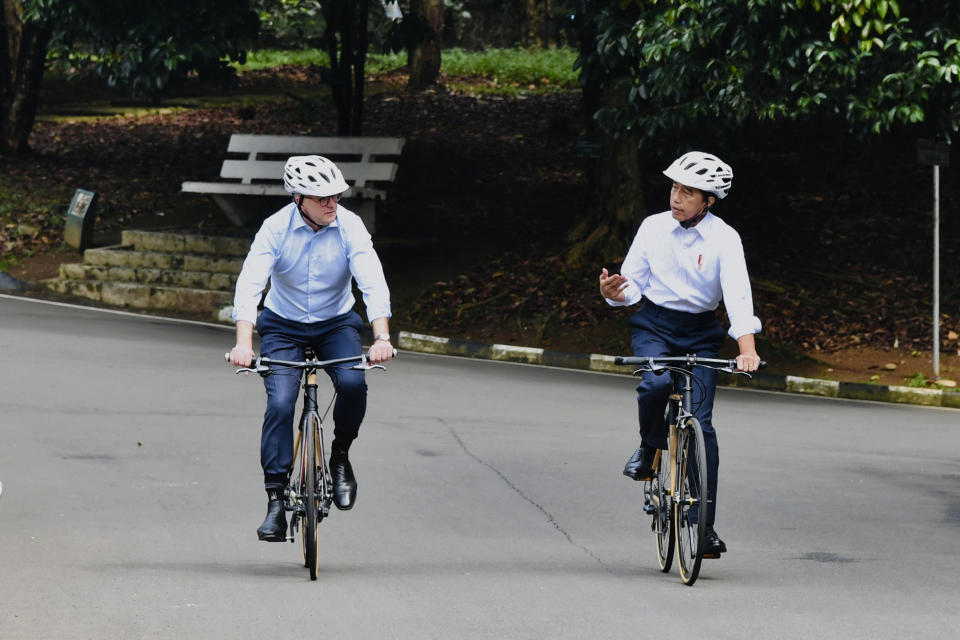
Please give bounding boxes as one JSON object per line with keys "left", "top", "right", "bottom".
{"left": 566, "top": 5, "right": 644, "bottom": 266}
{"left": 407, "top": 0, "right": 441, "bottom": 90}
{"left": 322, "top": 0, "right": 370, "bottom": 135}
{"left": 350, "top": 0, "right": 370, "bottom": 134}
{"left": 565, "top": 85, "right": 645, "bottom": 267}
{"left": 521, "top": 0, "right": 552, "bottom": 48}
{"left": 1, "top": 2, "right": 51, "bottom": 155}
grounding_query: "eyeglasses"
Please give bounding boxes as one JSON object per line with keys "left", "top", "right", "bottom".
{"left": 302, "top": 194, "right": 341, "bottom": 207}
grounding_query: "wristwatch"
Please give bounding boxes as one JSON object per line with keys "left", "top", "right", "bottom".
{"left": 374, "top": 333, "right": 391, "bottom": 342}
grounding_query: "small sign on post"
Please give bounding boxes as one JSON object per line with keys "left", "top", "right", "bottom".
{"left": 916, "top": 139, "right": 950, "bottom": 378}
{"left": 64, "top": 189, "right": 96, "bottom": 250}
{"left": 575, "top": 141, "right": 602, "bottom": 159}
{"left": 917, "top": 138, "right": 950, "bottom": 167}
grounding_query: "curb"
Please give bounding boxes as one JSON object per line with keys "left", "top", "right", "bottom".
{"left": 397, "top": 331, "right": 960, "bottom": 410}
{"left": 0, "top": 270, "right": 33, "bottom": 292}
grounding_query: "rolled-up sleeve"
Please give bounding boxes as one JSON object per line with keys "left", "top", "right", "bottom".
{"left": 232, "top": 227, "right": 277, "bottom": 325}
{"left": 344, "top": 218, "right": 392, "bottom": 322}
{"left": 719, "top": 237, "right": 761, "bottom": 340}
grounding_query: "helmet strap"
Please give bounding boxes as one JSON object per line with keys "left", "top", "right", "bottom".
{"left": 681, "top": 208, "right": 708, "bottom": 229}
{"left": 295, "top": 194, "right": 326, "bottom": 231}
{"left": 680, "top": 194, "right": 713, "bottom": 229}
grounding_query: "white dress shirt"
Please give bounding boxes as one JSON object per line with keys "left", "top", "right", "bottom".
{"left": 606, "top": 211, "right": 761, "bottom": 340}
{"left": 232, "top": 202, "right": 391, "bottom": 325}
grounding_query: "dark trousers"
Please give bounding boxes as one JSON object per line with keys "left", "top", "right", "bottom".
{"left": 630, "top": 299, "right": 726, "bottom": 526}
{"left": 256, "top": 308, "right": 367, "bottom": 489}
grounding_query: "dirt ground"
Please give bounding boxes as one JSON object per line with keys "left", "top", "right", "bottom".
{"left": 3, "top": 69, "right": 959, "bottom": 390}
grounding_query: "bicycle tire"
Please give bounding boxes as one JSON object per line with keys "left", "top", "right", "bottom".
{"left": 303, "top": 414, "right": 320, "bottom": 580}
{"left": 648, "top": 448, "right": 674, "bottom": 572}
{"left": 674, "top": 416, "right": 707, "bottom": 585}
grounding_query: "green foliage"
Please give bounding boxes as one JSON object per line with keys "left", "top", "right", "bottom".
{"left": 579, "top": 0, "right": 960, "bottom": 145}
{"left": 252, "top": 0, "right": 326, "bottom": 45}
{"left": 906, "top": 371, "right": 930, "bottom": 387}
{"left": 25, "top": 0, "right": 260, "bottom": 100}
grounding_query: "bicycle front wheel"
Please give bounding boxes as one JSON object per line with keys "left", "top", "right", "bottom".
{"left": 301, "top": 414, "right": 320, "bottom": 580}
{"left": 646, "top": 448, "right": 674, "bottom": 572}
{"left": 674, "top": 416, "right": 707, "bottom": 585}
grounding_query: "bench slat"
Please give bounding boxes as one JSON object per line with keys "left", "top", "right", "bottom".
{"left": 227, "top": 134, "right": 405, "bottom": 158}
{"left": 181, "top": 181, "right": 387, "bottom": 200}
{"left": 219, "top": 159, "right": 399, "bottom": 186}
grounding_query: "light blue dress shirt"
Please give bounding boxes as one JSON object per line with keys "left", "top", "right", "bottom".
{"left": 606, "top": 211, "right": 761, "bottom": 340}
{"left": 232, "top": 202, "right": 391, "bottom": 325}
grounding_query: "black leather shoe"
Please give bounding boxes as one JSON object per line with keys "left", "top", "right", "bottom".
{"left": 702, "top": 526, "right": 727, "bottom": 558}
{"left": 330, "top": 453, "right": 357, "bottom": 510}
{"left": 257, "top": 488, "right": 287, "bottom": 542}
{"left": 623, "top": 445, "right": 657, "bottom": 481}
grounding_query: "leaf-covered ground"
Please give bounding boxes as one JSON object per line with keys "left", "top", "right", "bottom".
{"left": 3, "top": 68, "right": 959, "bottom": 386}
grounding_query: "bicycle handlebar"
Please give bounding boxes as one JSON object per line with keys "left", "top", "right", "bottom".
{"left": 224, "top": 349, "right": 397, "bottom": 375}
{"left": 613, "top": 355, "right": 767, "bottom": 377}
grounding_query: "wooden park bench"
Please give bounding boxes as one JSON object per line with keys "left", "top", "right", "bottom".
{"left": 181, "top": 134, "right": 405, "bottom": 233}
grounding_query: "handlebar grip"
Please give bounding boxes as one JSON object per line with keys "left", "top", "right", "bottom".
{"left": 614, "top": 356, "right": 624, "bottom": 365}
{"left": 224, "top": 352, "right": 230, "bottom": 362}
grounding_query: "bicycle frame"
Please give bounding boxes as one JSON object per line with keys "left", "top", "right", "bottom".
{"left": 287, "top": 360, "right": 333, "bottom": 540}
{"left": 228, "top": 348, "right": 391, "bottom": 580}
{"left": 617, "top": 354, "right": 763, "bottom": 585}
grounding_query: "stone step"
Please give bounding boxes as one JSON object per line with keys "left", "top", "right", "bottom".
{"left": 58, "top": 263, "right": 238, "bottom": 292}
{"left": 44, "top": 279, "right": 233, "bottom": 314}
{"left": 121, "top": 229, "right": 252, "bottom": 256}
{"left": 83, "top": 246, "right": 245, "bottom": 273}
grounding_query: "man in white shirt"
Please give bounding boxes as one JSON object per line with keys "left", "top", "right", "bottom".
{"left": 599, "top": 151, "right": 762, "bottom": 557}
{"left": 229, "top": 155, "right": 394, "bottom": 542}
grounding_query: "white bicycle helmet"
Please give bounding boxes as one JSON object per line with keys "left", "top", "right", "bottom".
{"left": 662, "top": 151, "right": 733, "bottom": 199}
{"left": 282, "top": 155, "right": 349, "bottom": 197}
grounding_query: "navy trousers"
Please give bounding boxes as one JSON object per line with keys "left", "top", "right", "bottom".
{"left": 630, "top": 299, "right": 726, "bottom": 526}
{"left": 256, "top": 308, "right": 368, "bottom": 489}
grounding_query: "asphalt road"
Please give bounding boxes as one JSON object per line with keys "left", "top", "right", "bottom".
{"left": 2, "top": 294, "right": 959, "bottom": 639}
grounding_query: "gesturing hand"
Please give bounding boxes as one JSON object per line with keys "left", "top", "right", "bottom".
{"left": 599, "top": 268, "right": 628, "bottom": 302}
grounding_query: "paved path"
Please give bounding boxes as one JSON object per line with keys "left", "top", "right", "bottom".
{"left": 1, "top": 295, "right": 958, "bottom": 639}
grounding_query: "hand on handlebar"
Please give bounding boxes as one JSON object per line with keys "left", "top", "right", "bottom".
{"left": 735, "top": 352, "right": 763, "bottom": 373}
{"left": 229, "top": 345, "right": 255, "bottom": 372}
{"left": 367, "top": 340, "right": 394, "bottom": 364}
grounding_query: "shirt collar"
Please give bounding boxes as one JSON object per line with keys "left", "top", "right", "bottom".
{"left": 289, "top": 202, "right": 340, "bottom": 233}
{"left": 671, "top": 211, "right": 714, "bottom": 239}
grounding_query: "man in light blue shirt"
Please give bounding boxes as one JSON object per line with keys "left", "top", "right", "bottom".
{"left": 599, "top": 151, "right": 762, "bottom": 558}
{"left": 229, "top": 155, "right": 394, "bottom": 542}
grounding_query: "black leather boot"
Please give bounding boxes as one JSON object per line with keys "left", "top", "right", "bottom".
{"left": 623, "top": 444, "right": 657, "bottom": 481}
{"left": 330, "top": 450, "right": 357, "bottom": 511}
{"left": 256, "top": 488, "right": 287, "bottom": 541}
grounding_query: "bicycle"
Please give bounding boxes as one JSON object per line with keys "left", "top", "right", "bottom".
{"left": 614, "top": 354, "right": 763, "bottom": 585}
{"left": 227, "top": 348, "right": 392, "bottom": 580}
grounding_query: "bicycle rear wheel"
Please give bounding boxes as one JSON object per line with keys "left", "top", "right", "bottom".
{"left": 301, "top": 414, "right": 320, "bottom": 580}
{"left": 645, "top": 448, "right": 674, "bottom": 572}
{"left": 674, "top": 416, "right": 707, "bottom": 585}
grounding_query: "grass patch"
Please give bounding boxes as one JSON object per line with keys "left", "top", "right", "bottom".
{"left": 237, "top": 46, "right": 579, "bottom": 92}
{"left": 441, "top": 47, "right": 578, "bottom": 88}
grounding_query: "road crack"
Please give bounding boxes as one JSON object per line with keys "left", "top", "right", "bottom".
{"left": 448, "top": 425, "right": 611, "bottom": 572}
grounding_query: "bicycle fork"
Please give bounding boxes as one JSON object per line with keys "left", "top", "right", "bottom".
{"left": 285, "top": 370, "right": 322, "bottom": 542}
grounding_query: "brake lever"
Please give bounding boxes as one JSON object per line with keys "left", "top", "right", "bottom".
{"left": 350, "top": 363, "right": 386, "bottom": 371}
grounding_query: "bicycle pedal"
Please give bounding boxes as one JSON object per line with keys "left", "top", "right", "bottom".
{"left": 702, "top": 552, "right": 723, "bottom": 559}
{"left": 643, "top": 504, "right": 656, "bottom": 515}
